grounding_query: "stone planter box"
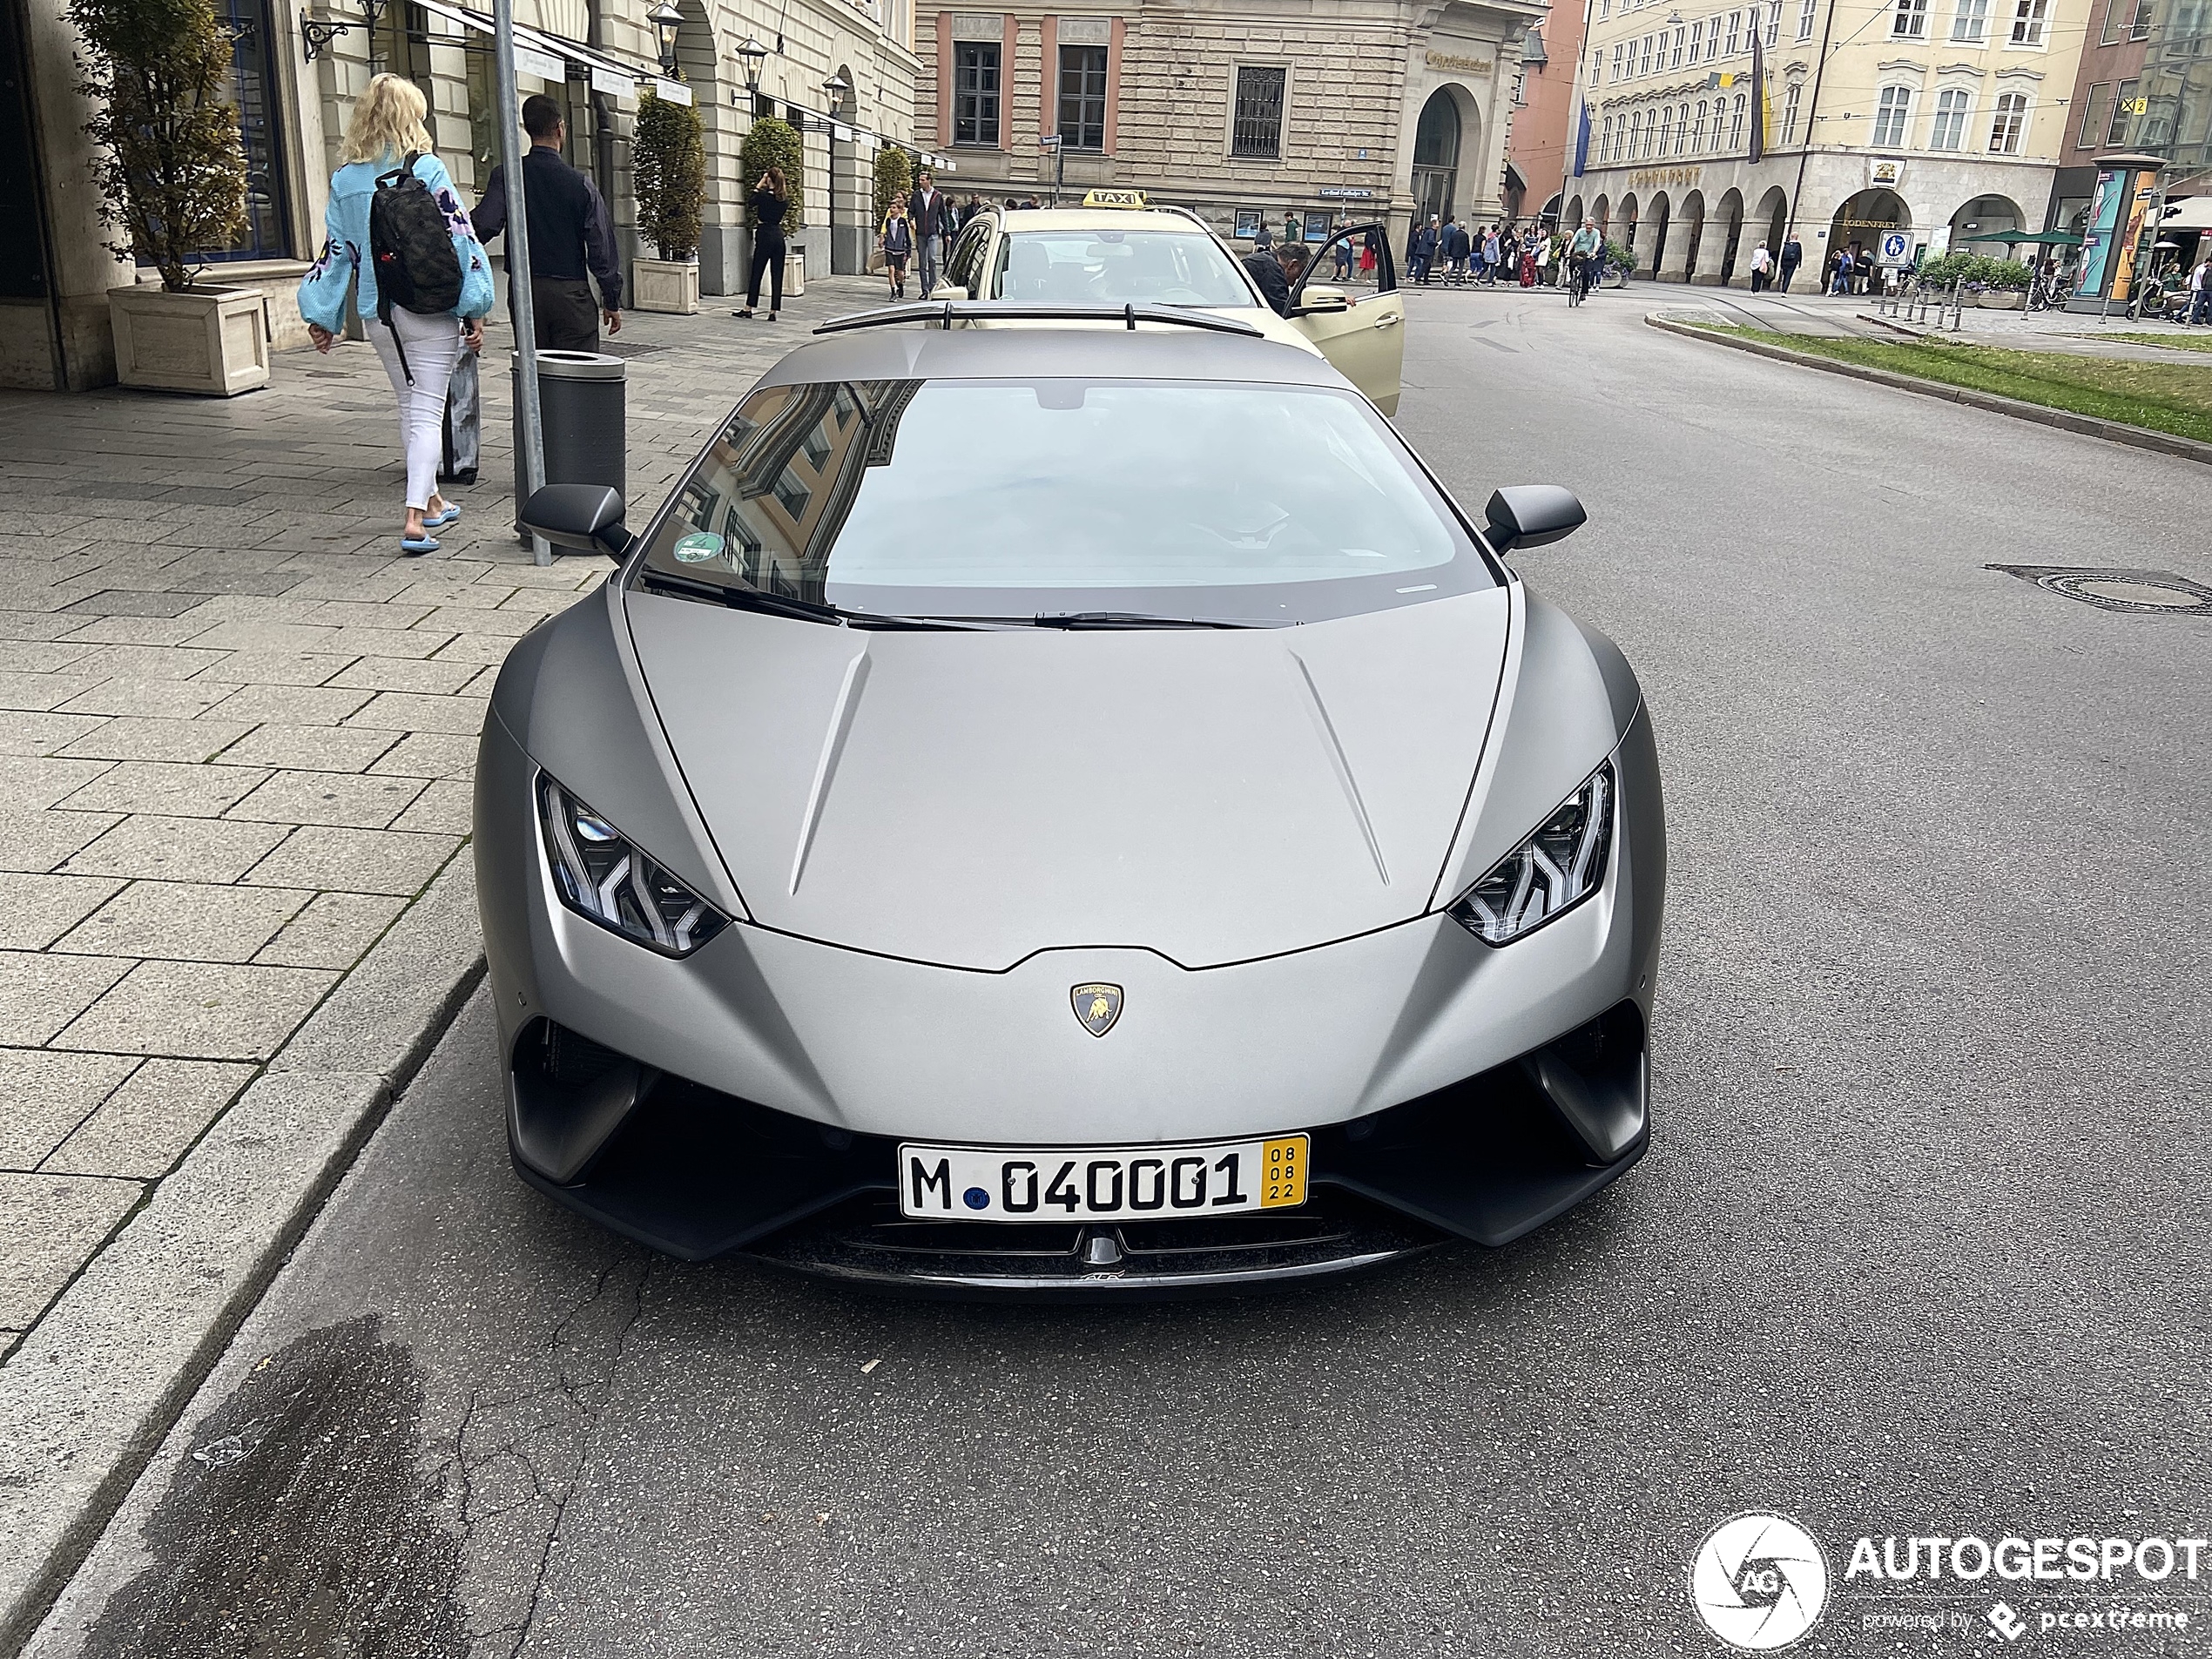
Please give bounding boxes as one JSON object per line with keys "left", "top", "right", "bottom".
{"left": 1975, "top": 290, "right": 2025, "bottom": 309}
{"left": 784, "top": 248, "right": 806, "bottom": 298}
{"left": 631, "top": 258, "right": 700, "bottom": 314}
{"left": 107, "top": 284, "right": 269, "bottom": 395}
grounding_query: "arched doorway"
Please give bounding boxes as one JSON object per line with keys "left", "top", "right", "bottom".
{"left": 1756, "top": 185, "right": 1790, "bottom": 280}
{"left": 1649, "top": 192, "right": 1672, "bottom": 280}
{"left": 1620, "top": 192, "right": 1640, "bottom": 270}
{"left": 1716, "top": 187, "right": 1745, "bottom": 284}
{"left": 1595, "top": 194, "right": 1610, "bottom": 238}
{"left": 1681, "top": 190, "right": 1707, "bottom": 282}
{"left": 1947, "top": 193, "right": 2024, "bottom": 253}
{"left": 1567, "top": 194, "right": 1585, "bottom": 229}
{"left": 1412, "top": 89, "right": 1461, "bottom": 224}
{"left": 1829, "top": 188, "right": 1908, "bottom": 277}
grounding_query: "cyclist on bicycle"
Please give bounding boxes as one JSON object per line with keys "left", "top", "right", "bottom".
{"left": 1568, "top": 218, "right": 1603, "bottom": 302}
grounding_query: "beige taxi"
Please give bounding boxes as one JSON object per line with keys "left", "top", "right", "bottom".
{"left": 920, "top": 193, "right": 1407, "bottom": 415}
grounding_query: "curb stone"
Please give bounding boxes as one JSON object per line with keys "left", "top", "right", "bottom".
{"left": 0, "top": 853, "right": 486, "bottom": 1655}
{"left": 1643, "top": 313, "right": 2212, "bottom": 468}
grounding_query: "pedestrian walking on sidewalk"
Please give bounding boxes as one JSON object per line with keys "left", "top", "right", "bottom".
{"left": 298, "top": 73, "right": 492, "bottom": 557}
{"left": 880, "top": 199, "right": 914, "bottom": 300}
{"left": 1778, "top": 233, "right": 1803, "bottom": 293}
{"left": 1749, "top": 241, "right": 1772, "bottom": 293}
{"left": 909, "top": 169, "right": 951, "bottom": 296}
{"left": 471, "top": 94, "right": 624, "bottom": 350}
{"left": 736, "top": 167, "right": 792, "bottom": 320}
{"left": 2188, "top": 254, "right": 2212, "bottom": 326}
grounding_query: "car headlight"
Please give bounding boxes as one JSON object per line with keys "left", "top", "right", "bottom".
{"left": 537, "top": 776, "right": 730, "bottom": 956}
{"left": 1447, "top": 760, "right": 1614, "bottom": 945}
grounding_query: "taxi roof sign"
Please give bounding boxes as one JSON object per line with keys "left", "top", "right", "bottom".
{"left": 1081, "top": 189, "right": 1148, "bottom": 209}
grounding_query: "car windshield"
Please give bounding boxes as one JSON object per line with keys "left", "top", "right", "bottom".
{"left": 633, "top": 378, "right": 1494, "bottom": 626}
{"left": 989, "top": 230, "right": 1257, "bottom": 308}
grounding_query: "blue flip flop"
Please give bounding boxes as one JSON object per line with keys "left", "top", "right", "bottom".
{"left": 400, "top": 534, "right": 442, "bottom": 556}
{"left": 421, "top": 505, "right": 461, "bottom": 529}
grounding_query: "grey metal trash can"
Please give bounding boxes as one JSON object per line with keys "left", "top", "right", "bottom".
{"left": 513, "top": 349, "right": 625, "bottom": 539}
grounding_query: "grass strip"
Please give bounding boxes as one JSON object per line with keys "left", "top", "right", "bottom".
{"left": 2090, "top": 331, "right": 2212, "bottom": 354}
{"left": 1692, "top": 324, "right": 2212, "bottom": 442}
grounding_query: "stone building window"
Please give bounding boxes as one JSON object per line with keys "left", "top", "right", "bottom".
{"left": 1952, "top": 0, "right": 1988, "bottom": 39}
{"left": 1058, "top": 44, "right": 1108, "bottom": 150}
{"left": 1231, "top": 65, "right": 1286, "bottom": 158}
{"left": 1730, "top": 91, "right": 1747, "bottom": 147}
{"left": 954, "top": 41, "right": 1002, "bottom": 146}
{"left": 1892, "top": 0, "right": 1928, "bottom": 37}
{"left": 1932, "top": 86, "right": 1970, "bottom": 146}
{"left": 1989, "top": 90, "right": 2027, "bottom": 148}
{"left": 2007, "top": 0, "right": 2047, "bottom": 42}
{"left": 1797, "top": 0, "right": 1817, "bottom": 37}
{"left": 1782, "top": 80, "right": 1803, "bottom": 141}
{"left": 1872, "top": 84, "right": 1913, "bottom": 145}
{"left": 2106, "top": 77, "right": 2140, "bottom": 143}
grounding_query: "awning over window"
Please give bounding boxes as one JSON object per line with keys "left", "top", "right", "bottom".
{"left": 2161, "top": 197, "right": 2212, "bottom": 232}
{"left": 414, "top": 0, "right": 658, "bottom": 102}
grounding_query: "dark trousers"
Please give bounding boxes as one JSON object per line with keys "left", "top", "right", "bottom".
{"left": 516, "top": 277, "right": 599, "bottom": 351}
{"left": 747, "top": 237, "right": 786, "bottom": 310}
{"left": 1778, "top": 262, "right": 1798, "bottom": 293}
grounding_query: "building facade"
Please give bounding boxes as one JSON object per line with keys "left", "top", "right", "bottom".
{"left": 0, "top": 0, "right": 920, "bottom": 391}
{"left": 1505, "top": 5, "right": 1591, "bottom": 222}
{"left": 911, "top": 0, "right": 1543, "bottom": 253}
{"left": 1561, "top": 0, "right": 2092, "bottom": 284}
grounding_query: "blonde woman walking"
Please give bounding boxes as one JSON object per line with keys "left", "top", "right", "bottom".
{"left": 298, "top": 73, "right": 493, "bottom": 555}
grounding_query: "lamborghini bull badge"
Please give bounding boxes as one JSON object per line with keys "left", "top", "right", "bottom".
{"left": 1072, "top": 983, "right": 1124, "bottom": 1037}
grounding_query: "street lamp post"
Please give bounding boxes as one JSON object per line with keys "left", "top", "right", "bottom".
{"left": 492, "top": 0, "right": 549, "bottom": 564}
{"left": 732, "top": 35, "right": 767, "bottom": 105}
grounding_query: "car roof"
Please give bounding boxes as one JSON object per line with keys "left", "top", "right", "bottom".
{"left": 989, "top": 208, "right": 1214, "bottom": 234}
{"left": 754, "top": 324, "right": 1357, "bottom": 392}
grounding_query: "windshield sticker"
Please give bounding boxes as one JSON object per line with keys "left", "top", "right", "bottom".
{"left": 672, "top": 532, "right": 725, "bottom": 564}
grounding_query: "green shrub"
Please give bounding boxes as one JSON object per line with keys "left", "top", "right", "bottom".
{"left": 1919, "top": 251, "right": 2031, "bottom": 290}
{"left": 68, "top": 0, "right": 247, "bottom": 292}
{"left": 873, "top": 145, "right": 912, "bottom": 233}
{"left": 1605, "top": 238, "right": 1635, "bottom": 275}
{"left": 739, "top": 117, "right": 803, "bottom": 236}
{"left": 632, "top": 88, "right": 705, "bottom": 260}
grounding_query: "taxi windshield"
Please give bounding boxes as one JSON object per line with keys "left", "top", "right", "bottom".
{"left": 634, "top": 378, "right": 1494, "bottom": 626}
{"left": 989, "top": 230, "right": 1256, "bottom": 308}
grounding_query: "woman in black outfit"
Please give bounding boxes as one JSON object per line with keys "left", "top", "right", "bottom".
{"left": 736, "top": 166, "right": 789, "bottom": 320}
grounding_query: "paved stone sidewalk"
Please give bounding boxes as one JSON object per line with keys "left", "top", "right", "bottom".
{"left": 0, "top": 275, "right": 886, "bottom": 1359}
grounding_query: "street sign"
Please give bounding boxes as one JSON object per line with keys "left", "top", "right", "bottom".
{"left": 1878, "top": 230, "right": 1911, "bottom": 267}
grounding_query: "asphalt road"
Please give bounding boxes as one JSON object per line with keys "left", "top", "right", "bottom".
{"left": 27, "top": 290, "right": 2212, "bottom": 1659}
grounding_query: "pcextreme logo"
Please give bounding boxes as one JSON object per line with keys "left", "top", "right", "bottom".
{"left": 1689, "top": 1513, "right": 1831, "bottom": 1650}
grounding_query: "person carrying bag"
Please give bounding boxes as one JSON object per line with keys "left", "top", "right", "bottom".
{"left": 298, "top": 73, "right": 492, "bottom": 556}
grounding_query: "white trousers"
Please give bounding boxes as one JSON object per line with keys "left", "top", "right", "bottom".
{"left": 366, "top": 308, "right": 462, "bottom": 512}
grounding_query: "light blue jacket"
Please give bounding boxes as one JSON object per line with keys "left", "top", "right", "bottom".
{"left": 297, "top": 152, "right": 494, "bottom": 333}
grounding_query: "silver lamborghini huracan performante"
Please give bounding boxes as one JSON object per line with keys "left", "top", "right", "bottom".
{"left": 475, "top": 307, "right": 1665, "bottom": 1295}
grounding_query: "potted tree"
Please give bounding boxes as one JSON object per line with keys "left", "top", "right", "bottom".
{"left": 739, "top": 116, "right": 806, "bottom": 298}
{"left": 72, "top": 0, "right": 266, "bottom": 394}
{"left": 631, "top": 86, "right": 705, "bottom": 314}
{"left": 872, "top": 145, "right": 912, "bottom": 275}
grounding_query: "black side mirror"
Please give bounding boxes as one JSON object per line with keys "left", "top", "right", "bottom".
{"left": 520, "top": 484, "right": 631, "bottom": 561}
{"left": 1483, "top": 485, "right": 1586, "bottom": 553}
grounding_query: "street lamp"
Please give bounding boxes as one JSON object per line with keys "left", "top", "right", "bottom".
{"left": 647, "top": 0, "right": 683, "bottom": 74}
{"left": 822, "top": 71, "right": 852, "bottom": 111}
{"left": 733, "top": 34, "right": 769, "bottom": 96}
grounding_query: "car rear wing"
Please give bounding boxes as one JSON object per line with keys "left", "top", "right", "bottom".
{"left": 813, "top": 300, "right": 1267, "bottom": 338}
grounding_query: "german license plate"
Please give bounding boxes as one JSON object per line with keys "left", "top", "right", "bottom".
{"left": 897, "top": 1135, "right": 1310, "bottom": 1222}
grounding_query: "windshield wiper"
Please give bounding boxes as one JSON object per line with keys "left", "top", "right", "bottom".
{"left": 637, "top": 569, "right": 982, "bottom": 630}
{"left": 1022, "top": 610, "right": 1279, "bottom": 630}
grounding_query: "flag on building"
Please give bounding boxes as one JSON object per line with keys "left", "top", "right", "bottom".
{"left": 1573, "top": 102, "right": 1591, "bottom": 177}
{"left": 1748, "top": 19, "right": 1768, "bottom": 162}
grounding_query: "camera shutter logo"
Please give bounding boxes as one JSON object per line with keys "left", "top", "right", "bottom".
{"left": 1689, "top": 1513, "right": 1830, "bottom": 1650}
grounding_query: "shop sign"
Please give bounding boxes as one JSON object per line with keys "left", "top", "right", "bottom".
{"left": 1425, "top": 51, "right": 1494, "bottom": 73}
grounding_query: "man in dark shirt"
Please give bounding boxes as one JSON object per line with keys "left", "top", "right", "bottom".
{"left": 474, "top": 94, "right": 623, "bottom": 351}
{"left": 908, "top": 169, "right": 950, "bottom": 296}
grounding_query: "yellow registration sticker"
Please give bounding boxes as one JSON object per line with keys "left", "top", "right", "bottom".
{"left": 1260, "top": 1136, "right": 1308, "bottom": 1209}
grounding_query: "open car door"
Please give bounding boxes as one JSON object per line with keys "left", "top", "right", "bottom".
{"left": 1287, "top": 223, "right": 1405, "bottom": 416}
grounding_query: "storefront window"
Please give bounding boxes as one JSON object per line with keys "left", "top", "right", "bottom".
{"left": 202, "top": 0, "right": 290, "bottom": 260}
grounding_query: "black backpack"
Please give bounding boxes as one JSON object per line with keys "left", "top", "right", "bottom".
{"left": 369, "top": 152, "right": 461, "bottom": 381}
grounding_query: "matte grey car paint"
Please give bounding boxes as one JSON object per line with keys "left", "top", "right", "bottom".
{"left": 476, "top": 322, "right": 1663, "bottom": 1190}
